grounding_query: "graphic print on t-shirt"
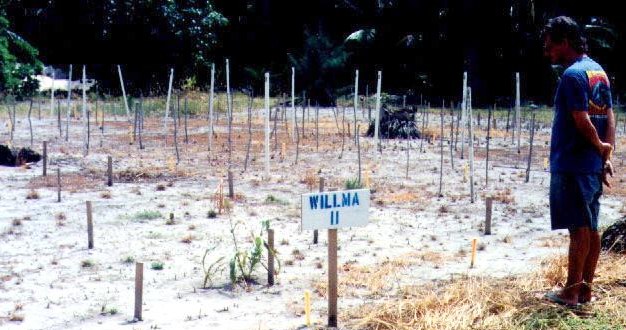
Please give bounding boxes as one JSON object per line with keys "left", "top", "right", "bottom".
{"left": 586, "top": 70, "right": 611, "bottom": 117}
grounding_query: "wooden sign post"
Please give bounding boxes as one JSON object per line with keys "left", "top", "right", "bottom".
{"left": 301, "top": 188, "right": 370, "bottom": 328}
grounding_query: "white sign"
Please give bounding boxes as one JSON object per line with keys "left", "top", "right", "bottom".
{"left": 301, "top": 189, "right": 370, "bottom": 230}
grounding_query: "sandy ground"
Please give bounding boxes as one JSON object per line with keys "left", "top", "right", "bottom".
{"left": 0, "top": 103, "right": 624, "bottom": 329}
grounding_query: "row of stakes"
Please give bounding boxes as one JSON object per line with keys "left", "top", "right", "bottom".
{"left": 38, "top": 140, "right": 494, "bottom": 326}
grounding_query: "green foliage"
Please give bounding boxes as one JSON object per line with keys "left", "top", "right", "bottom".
{"left": 0, "top": 11, "right": 42, "bottom": 96}
{"left": 201, "top": 246, "right": 224, "bottom": 288}
{"left": 288, "top": 28, "right": 348, "bottom": 104}
{"left": 122, "top": 256, "right": 135, "bottom": 264}
{"left": 155, "top": 1, "right": 228, "bottom": 72}
{"left": 227, "top": 219, "right": 280, "bottom": 285}
{"left": 345, "top": 178, "right": 363, "bottom": 190}
{"left": 150, "top": 261, "right": 164, "bottom": 270}
{"left": 520, "top": 309, "right": 623, "bottom": 329}
{"left": 133, "top": 210, "right": 162, "bottom": 221}
{"left": 265, "top": 194, "right": 289, "bottom": 205}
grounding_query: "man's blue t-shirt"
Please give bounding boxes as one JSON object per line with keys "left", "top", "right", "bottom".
{"left": 550, "top": 56, "right": 612, "bottom": 174}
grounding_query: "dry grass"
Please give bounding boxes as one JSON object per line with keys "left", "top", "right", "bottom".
{"left": 314, "top": 253, "right": 423, "bottom": 298}
{"left": 25, "top": 189, "right": 39, "bottom": 200}
{"left": 347, "top": 253, "right": 626, "bottom": 330}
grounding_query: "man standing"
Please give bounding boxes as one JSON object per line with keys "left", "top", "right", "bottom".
{"left": 543, "top": 16, "right": 615, "bottom": 306}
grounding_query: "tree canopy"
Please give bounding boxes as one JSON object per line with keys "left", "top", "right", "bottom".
{"left": 3, "top": 0, "right": 625, "bottom": 105}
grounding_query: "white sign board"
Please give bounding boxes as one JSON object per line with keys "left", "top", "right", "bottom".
{"left": 301, "top": 189, "right": 370, "bottom": 230}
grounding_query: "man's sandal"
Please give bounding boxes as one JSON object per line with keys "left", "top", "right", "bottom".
{"left": 544, "top": 291, "right": 581, "bottom": 308}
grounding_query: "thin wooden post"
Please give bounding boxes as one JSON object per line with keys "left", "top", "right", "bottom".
{"left": 228, "top": 170, "right": 234, "bottom": 199}
{"left": 184, "top": 96, "right": 189, "bottom": 144}
{"left": 57, "top": 99, "right": 62, "bottom": 137}
{"left": 460, "top": 72, "right": 468, "bottom": 159}
{"left": 66, "top": 64, "right": 72, "bottom": 141}
{"left": 174, "top": 94, "right": 180, "bottom": 164}
{"left": 208, "top": 63, "right": 215, "bottom": 153}
{"left": 107, "top": 156, "right": 113, "bottom": 186}
{"left": 525, "top": 111, "right": 536, "bottom": 183}
{"left": 42, "top": 141, "right": 47, "bottom": 176}
{"left": 374, "top": 71, "right": 382, "bottom": 152}
{"left": 82, "top": 65, "right": 88, "bottom": 156}
{"left": 468, "top": 88, "right": 475, "bottom": 203}
{"left": 57, "top": 168, "right": 61, "bottom": 203}
{"left": 268, "top": 229, "right": 275, "bottom": 286}
{"left": 515, "top": 72, "right": 521, "bottom": 154}
{"left": 449, "top": 102, "right": 454, "bottom": 169}
{"left": 353, "top": 69, "right": 359, "bottom": 145}
{"left": 438, "top": 100, "right": 444, "bottom": 197}
{"left": 164, "top": 68, "right": 174, "bottom": 146}
{"left": 470, "top": 238, "right": 477, "bottom": 268}
{"left": 86, "top": 201, "right": 93, "bottom": 249}
{"left": 28, "top": 99, "right": 33, "bottom": 147}
{"left": 357, "top": 126, "right": 362, "bottom": 185}
{"left": 134, "top": 262, "right": 143, "bottom": 321}
{"left": 314, "top": 178, "right": 324, "bottom": 244}
{"left": 264, "top": 73, "right": 270, "bottom": 178}
{"left": 291, "top": 67, "right": 296, "bottom": 142}
{"left": 486, "top": 104, "right": 493, "bottom": 186}
{"left": 328, "top": 229, "right": 338, "bottom": 328}
{"left": 117, "top": 65, "right": 131, "bottom": 121}
{"left": 316, "top": 103, "right": 319, "bottom": 152}
{"left": 485, "top": 198, "right": 493, "bottom": 235}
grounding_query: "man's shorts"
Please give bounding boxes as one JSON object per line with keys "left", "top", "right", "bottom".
{"left": 550, "top": 173, "right": 602, "bottom": 231}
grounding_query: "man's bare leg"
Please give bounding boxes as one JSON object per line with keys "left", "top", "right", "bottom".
{"left": 556, "top": 227, "right": 591, "bottom": 304}
{"left": 579, "top": 230, "right": 601, "bottom": 303}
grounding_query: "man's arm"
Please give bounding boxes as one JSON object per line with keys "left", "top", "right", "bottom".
{"left": 606, "top": 108, "right": 616, "bottom": 147}
{"left": 571, "top": 111, "right": 613, "bottom": 160}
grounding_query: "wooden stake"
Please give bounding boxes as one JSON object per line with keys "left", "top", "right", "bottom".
{"left": 328, "top": 229, "right": 338, "bottom": 328}
{"left": 525, "top": 111, "right": 536, "bottom": 183}
{"left": 86, "top": 201, "right": 94, "bottom": 249}
{"left": 470, "top": 238, "right": 477, "bottom": 268}
{"left": 265, "top": 73, "right": 271, "bottom": 178}
{"left": 244, "top": 92, "right": 253, "bottom": 171}
{"left": 174, "top": 94, "right": 180, "bottom": 164}
{"left": 117, "top": 65, "right": 131, "bottom": 121}
{"left": 515, "top": 72, "right": 521, "bottom": 154}
{"left": 82, "top": 65, "right": 88, "bottom": 156}
{"left": 314, "top": 178, "right": 325, "bottom": 244}
{"left": 164, "top": 68, "right": 174, "bottom": 145}
{"left": 208, "top": 63, "right": 215, "bottom": 153}
{"left": 449, "top": 103, "right": 454, "bottom": 169}
{"left": 316, "top": 103, "right": 319, "bottom": 152}
{"left": 268, "top": 229, "right": 275, "bottom": 286}
{"left": 460, "top": 72, "right": 468, "bottom": 159}
{"left": 228, "top": 170, "right": 234, "bottom": 199}
{"left": 374, "top": 71, "right": 382, "bottom": 152}
{"left": 438, "top": 101, "right": 444, "bottom": 196}
{"left": 486, "top": 104, "right": 493, "bottom": 186}
{"left": 184, "top": 96, "right": 189, "bottom": 144}
{"left": 107, "top": 156, "right": 113, "bottom": 186}
{"left": 485, "top": 198, "right": 493, "bottom": 235}
{"left": 353, "top": 69, "right": 359, "bottom": 145}
{"left": 304, "top": 290, "right": 312, "bottom": 327}
{"left": 291, "top": 67, "right": 296, "bottom": 142}
{"left": 42, "top": 141, "right": 47, "bottom": 177}
{"left": 357, "top": 126, "right": 362, "bottom": 185}
{"left": 57, "top": 168, "right": 61, "bottom": 203}
{"left": 134, "top": 262, "right": 143, "bottom": 321}
{"left": 65, "top": 64, "right": 72, "bottom": 141}
{"left": 468, "top": 88, "right": 475, "bottom": 203}
{"left": 50, "top": 70, "right": 56, "bottom": 116}
{"left": 28, "top": 99, "right": 33, "bottom": 147}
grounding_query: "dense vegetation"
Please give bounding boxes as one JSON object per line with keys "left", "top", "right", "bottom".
{"left": 1, "top": 0, "right": 624, "bottom": 106}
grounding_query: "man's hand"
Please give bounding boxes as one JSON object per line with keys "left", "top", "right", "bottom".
{"left": 598, "top": 142, "right": 613, "bottom": 163}
{"left": 602, "top": 160, "right": 614, "bottom": 188}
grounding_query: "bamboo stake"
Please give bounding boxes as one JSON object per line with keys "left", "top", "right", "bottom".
{"left": 117, "top": 65, "right": 131, "bottom": 121}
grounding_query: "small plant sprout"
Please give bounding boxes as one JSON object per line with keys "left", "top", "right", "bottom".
{"left": 151, "top": 261, "right": 164, "bottom": 270}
